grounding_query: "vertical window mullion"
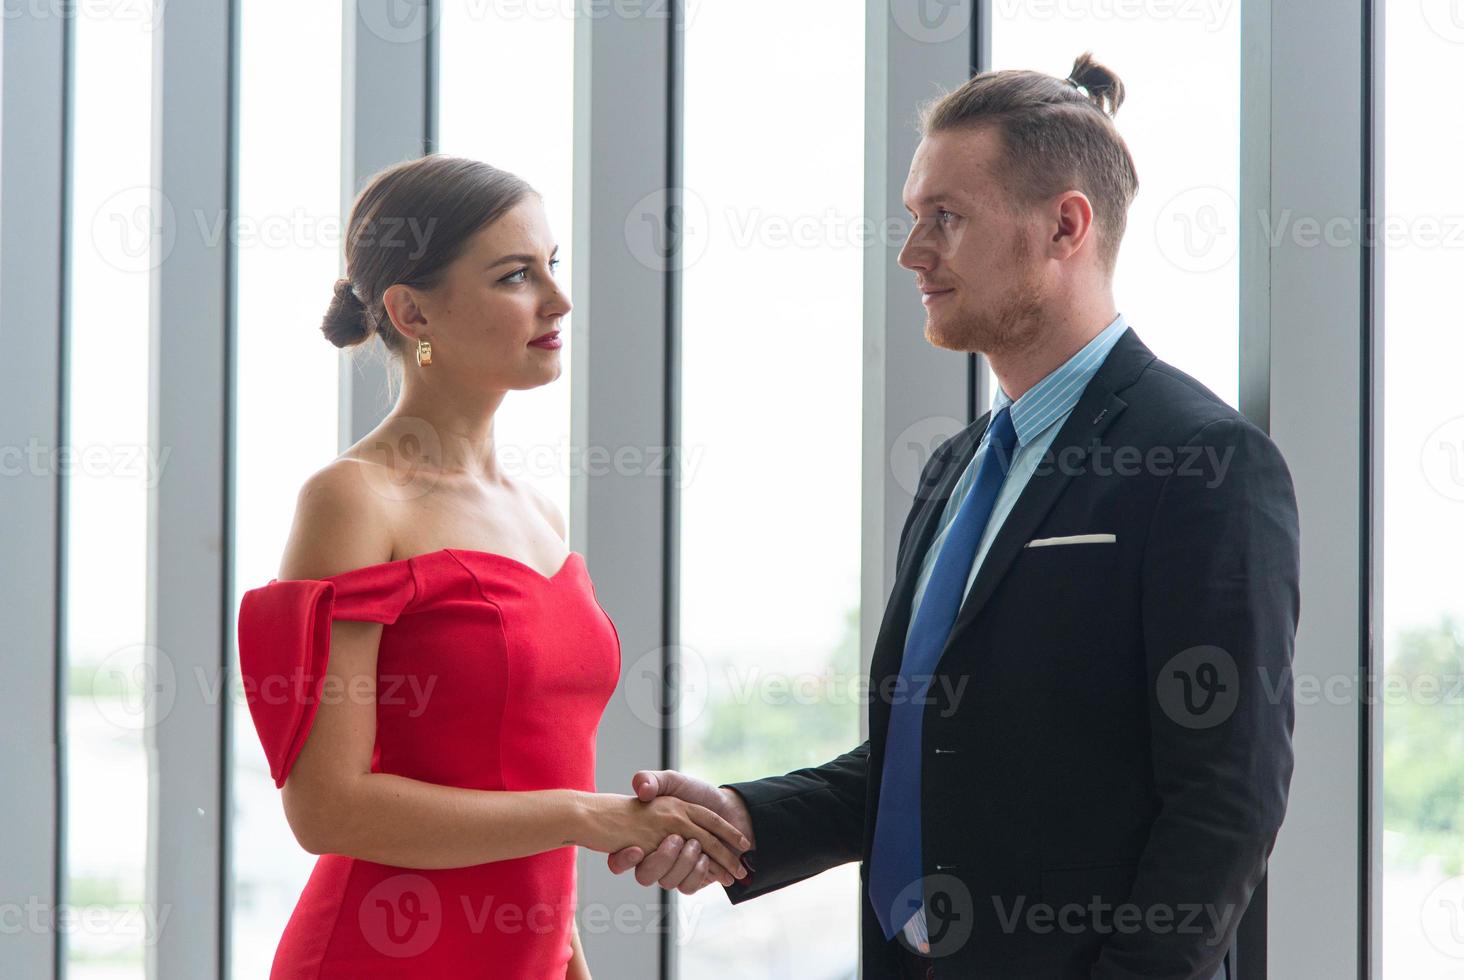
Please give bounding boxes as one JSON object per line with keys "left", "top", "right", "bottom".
{"left": 0, "top": 6, "right": 69, "bottom": 978}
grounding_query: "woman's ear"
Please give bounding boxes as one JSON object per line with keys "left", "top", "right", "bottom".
{"left": 381, "top": 283, "right": 427, "bottom": 342}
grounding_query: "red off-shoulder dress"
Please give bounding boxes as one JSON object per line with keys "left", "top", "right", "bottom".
{"left": 236, "top": 548, "right": 621, "bottom": 979}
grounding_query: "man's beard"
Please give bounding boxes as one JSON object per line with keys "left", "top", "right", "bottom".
{"left": 926, "top": 268, "right": 1047, "bottom": 357}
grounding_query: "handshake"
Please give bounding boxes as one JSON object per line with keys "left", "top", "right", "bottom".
{"left": 590, "top": 769, "right": 756, "bottom": 895}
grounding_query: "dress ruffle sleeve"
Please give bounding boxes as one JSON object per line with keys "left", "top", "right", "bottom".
{"left": 238, "top": 578, "right": 338, "bottom": 788}
{"left": 238, "top": 560, "right": 418, "bottom": 788}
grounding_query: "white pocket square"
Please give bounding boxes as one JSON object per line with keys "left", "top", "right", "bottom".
{"left": 1025, "top": 533, "right": 1117, "bottom": 548}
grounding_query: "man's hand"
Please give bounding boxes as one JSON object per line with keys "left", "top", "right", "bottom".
{"left": 605, "top": 770, "right": 755, "bottom": 895}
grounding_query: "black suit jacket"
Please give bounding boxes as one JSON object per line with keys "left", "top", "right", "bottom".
{"left": 722, "top": 327, "right": 1300, "bottom": 979}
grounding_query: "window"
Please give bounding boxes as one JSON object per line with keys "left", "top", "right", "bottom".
{"left": 990, "top": 4, "right": 1241, "bottom": 407}
{"left": 437, "top": 0, "right": 575, "bottom": 525}
{"left": 63, "top": 4, "right": 157, "bottom": 976}
{"left": 1379, "top": 4, "right": 1464, "bottom": 975}
{"left": 227, "top": 3, "right": 345, "bottom": 976}
{"left": 676, "top": 2, "right": 865, "bottom": 974}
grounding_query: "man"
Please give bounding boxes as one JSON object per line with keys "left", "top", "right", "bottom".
{"left": 610, "top": 53, "right": 1299, "bottom": 979}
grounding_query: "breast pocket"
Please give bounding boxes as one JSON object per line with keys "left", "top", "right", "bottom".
{"left": 995, "top": 533, "right": 1133, "bottom": 693}
{"left": 1005, "top": 532, "right": 1123, "bottom": 613}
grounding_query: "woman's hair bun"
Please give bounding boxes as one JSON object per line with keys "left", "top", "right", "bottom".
{"left": 1065, "top": 50, "right": 1126, "bottom": 117}
{"left": 321, "top": 276, "right": 372, "bottom": 349}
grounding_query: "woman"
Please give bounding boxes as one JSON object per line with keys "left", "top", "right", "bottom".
{"left": 236, "top": 155, "right": 747, "bottom": 978}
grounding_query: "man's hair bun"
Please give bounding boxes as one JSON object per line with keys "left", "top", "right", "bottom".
{"left": 1066, "top": 50, "right": 1126, "bottom": 117}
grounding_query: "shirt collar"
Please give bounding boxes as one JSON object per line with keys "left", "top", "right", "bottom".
{"left": 991, "top": 312, "right": 1129, "bottom": 446}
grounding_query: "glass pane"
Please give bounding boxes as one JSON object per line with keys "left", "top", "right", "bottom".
{"left": 1379, "top": 5, "right": 1464, "bottom": 977}
{"left": 65, "top": 5, "right": 156, "bottom": 977}
{"left": 437, "top": 0, "right": 575, "bottom": 526}
{"left": 228, "top": 3, "right": 344, "bottom": 977}
{"left": 990, "top": 5, "right": 1241, "bottom": 407}
{"left": 677, "top": 2, "right": 864, "bottom": 976}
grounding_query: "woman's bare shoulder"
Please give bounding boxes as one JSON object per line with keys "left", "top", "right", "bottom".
{"left": 276, "top": 458, "right": 398, "bottom": 581}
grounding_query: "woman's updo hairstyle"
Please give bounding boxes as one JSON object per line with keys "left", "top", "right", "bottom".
{"left": 322, "top": 155, "right": 536, "bottom": 356}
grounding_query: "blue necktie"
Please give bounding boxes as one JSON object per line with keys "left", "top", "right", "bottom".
{"left": 869, "top": 406, "right": 1019, "bottom": 939}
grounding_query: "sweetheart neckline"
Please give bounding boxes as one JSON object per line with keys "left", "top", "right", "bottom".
{"left": 319, "top": 547, "right": 579, "bottom": 584}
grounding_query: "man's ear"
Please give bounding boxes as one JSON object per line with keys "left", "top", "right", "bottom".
{"left": 1050, "top": 189, "right": 1096, "bottom": 259}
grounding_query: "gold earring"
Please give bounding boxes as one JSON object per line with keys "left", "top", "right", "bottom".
{"left": 416, "top": 337, "right": 432, "bottom": 367}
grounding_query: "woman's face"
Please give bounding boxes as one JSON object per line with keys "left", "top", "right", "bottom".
{"left": 392, "top": 195, "right": 570, "bottom": 391}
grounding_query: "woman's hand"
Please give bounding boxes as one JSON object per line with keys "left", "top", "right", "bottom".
{"left": 606, "top": 770, "right": 754, "bottom": 892}
{"left": 574, "top": 792, "right": 751, "bottom": 882}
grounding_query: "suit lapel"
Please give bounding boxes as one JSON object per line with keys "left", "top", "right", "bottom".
{"left": 867, "top": 414, "right": 990, "bottom": 694}
{"left": 937, "top": 327, "right": 1156, "bottom": 659}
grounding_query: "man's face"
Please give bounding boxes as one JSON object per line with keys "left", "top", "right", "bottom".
{"left": 898, "top": 126, "right": 1050, "bottom": 357}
